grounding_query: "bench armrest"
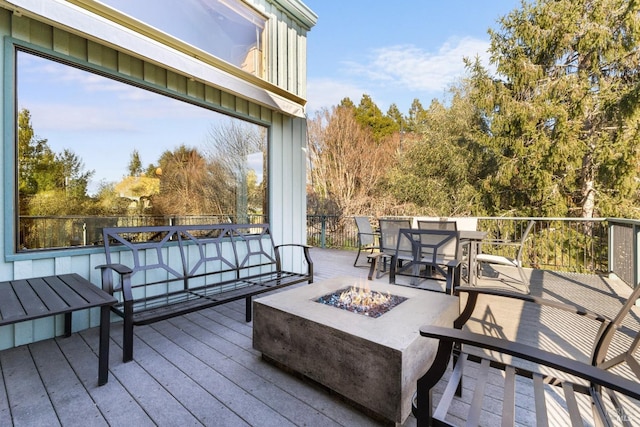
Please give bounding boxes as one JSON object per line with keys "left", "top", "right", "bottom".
{"left": 95, "top": 263, "right": 133, "bottom": 299}
{"left": 420, "top": 325, "right": 640, "bottom": 401}
{"left": 274, "top": 243, "right": 314, "bottom": 283}
{"left": 96, "top": 263, "right": 133, "bottom": 275}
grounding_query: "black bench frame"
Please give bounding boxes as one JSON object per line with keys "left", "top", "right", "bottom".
{"left": 98, "top": 223, "right": 313, "bottom": 362}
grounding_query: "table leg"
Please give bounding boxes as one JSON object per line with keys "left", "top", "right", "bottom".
{"left": 98, "top": 305, "right": 111, "bottom": 386}
{"left": 468, "top": 241, "right": 478, "bottom": 287}
{"left": 64, "top": 312, "right": 72, "bottom": 337}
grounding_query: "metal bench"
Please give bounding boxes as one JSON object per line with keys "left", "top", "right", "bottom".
{"left": 413, "top": 285, "right": 640, "bottom": 426}
{"left": 97, "top": 223, "right": 313, "bottom": 362}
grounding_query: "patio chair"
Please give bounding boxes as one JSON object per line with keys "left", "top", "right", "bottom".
{"left": 389, "top": 228, "right": 461, "bottom": 294}
{"left": 417, "top": 220, "right": 457, "bottom": 231}
{"left": 475, "top": 219, "right": 535, "bottom": 291}
{"left": 368, "top": 218, "right": 412, "bottom": 280}
{"left": 353, "top": 216, "right": 379, "bottom": 267}
{"left": 416, "top": 220, "right": 460, "bottom": 278}
{"left": 413, "top": 282, "right": 640, "bottom": 426}
{"left": 419, "top": 220, "right": 479, "bottom": 282}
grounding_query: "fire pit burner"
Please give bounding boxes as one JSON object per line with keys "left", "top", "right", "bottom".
{"left": 316, "top": 285, "right": 407, "bottom": 318}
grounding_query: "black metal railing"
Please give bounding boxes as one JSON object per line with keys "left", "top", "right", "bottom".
{"left": 17, "top": 213, "right": 640, "bottom": 287}
{"left": 307, "top": 215, "right": 640, "bottom": 282}
{"left": 19, "top": 214, "right": 267, "bottom": 250}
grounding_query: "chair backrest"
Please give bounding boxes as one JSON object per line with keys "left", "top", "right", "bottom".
{"left": 379, "top": 218, "right": 412, "bottom": 256}
{"left": 411, "top": 216, "right": 443, "bottom": 228}
{"left": 354, "top": 216, "right": 375, "bottom": 246}
{"left": 417, "top": 221, "right": 458, "bottom": 259}
{"left": 515, "top": 220, "right": 536, "bottom": 260}
{"left": 593, "top": 280, "right": 640, "bottom": 378}
{"left": 417, "top": 220, "right": 457, "bottom": 231}
{"left": 452, "top": 217, "right": 478, "bottom": 231}
{"left": 397, "top": 228, "right": 459, "bottom": 270}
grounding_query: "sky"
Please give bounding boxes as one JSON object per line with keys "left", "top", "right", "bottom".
{"left": 18, "top": 0, "right": 524, "bottom": 194}
{"left": 302, "top": 0, "right": 522, "bottom": 115}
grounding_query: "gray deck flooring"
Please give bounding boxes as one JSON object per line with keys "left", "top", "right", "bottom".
{"left": 0, "top": 247, "right": 638, "bottom": 426}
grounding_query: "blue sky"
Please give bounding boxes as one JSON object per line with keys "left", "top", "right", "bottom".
{"left": 303, "top": 0, "right": 522, "bottom": 114}
{"left": 19, "top": 1, "right": 523, "bottom": 193}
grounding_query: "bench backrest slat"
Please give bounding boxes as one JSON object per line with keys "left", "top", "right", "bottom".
{"left": 102, "top": 224, "right": 278, "bottom": 292}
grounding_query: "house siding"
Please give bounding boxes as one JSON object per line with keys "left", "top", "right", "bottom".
{"left": 0, "top": 0, "right": 315, "bottom": 350}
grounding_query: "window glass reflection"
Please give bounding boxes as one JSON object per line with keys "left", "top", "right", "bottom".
{"left": 16, "top": 50, "right": 267, "bottom": 251}
{"left": 99, "top": 0, "right": 265, "bottom": 75}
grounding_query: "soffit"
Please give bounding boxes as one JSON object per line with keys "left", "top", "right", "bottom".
{"left": 0, "top": 0, "right": 307, "bottom": 118}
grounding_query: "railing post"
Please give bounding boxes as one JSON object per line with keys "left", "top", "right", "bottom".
{"left": 635, "top": 223, "right": 640, "bottom": 291}
{"left": 608, "top": 220, "right": 615, "bottom": 276}
{"left": 321, "top": 215, "right": 327, "bottom": 248}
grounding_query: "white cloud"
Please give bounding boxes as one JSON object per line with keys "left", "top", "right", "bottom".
{"left": 347, "top": 37, "right": 491, "bottom": 92}
{"left": 306, "top": 37, "right": 493, "bottom": 112}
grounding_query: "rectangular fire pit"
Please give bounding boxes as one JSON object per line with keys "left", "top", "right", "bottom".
{"left": 252, "top": 276, "right": 458, "bottom": 424}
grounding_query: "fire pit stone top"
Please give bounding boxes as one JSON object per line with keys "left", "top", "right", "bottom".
{"left": 252, "top": 275, "right": 460, "bottom": 424}
{"left": 254, "top": 275, "right": 457, "bottom": 349}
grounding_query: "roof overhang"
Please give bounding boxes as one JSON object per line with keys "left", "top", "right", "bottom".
{"left": 0, "top": 0, "right": 307, "bottom": 118}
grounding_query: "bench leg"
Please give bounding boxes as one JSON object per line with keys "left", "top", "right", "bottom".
{"left": 246, "top": 296, "right": 252, "bottom": 322}
{"left": 98, "top": 305, "right": 111, "bottom": 386}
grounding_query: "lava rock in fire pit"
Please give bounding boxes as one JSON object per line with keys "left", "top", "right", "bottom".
{"left": 316, "top": 287, "right": 407, "bottom": 318}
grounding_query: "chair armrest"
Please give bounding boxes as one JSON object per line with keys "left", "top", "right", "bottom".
{"left": 444, "top": 259, "right": 462, "bottom": 268}
{"left": 457, "top": 286, "right": 610, "bottom": 322}
{"left": 453, "top": 285, "right": 611, "bottom": 330}
{"left": 420, "top": 325, "right": 640, "bottom": 401}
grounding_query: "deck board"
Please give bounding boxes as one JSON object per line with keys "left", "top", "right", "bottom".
{"left": 0, "top": 247, "right": 638, "bottom": 426}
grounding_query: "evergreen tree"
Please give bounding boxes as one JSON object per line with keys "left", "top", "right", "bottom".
{"left": 406, "top": 99, "right": 428, "bottom": 133}
{"left": 18, "top": 108, "right": 56, "bottom": 197}
{"left": 467, "top": 0, "right": 640, "bottom": 218}
{"left": 383, "top": 87, "right": 488, "bottom": 215}
{"left": 354, "top": 94, "right": 400, "bottom": 141}
{"left": 386, "top": 103, "right": 406, "bottom": 131}
{"left": 128, "top": 149, "right": 143, "bottom": 177}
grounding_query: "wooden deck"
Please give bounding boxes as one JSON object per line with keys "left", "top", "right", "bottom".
{"left": 0, "top": 247, "right": 638, "bottom": 426}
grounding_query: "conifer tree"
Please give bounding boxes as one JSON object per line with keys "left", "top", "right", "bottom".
{"left": 467, "top": 0, "right": 640, "bottom": 218}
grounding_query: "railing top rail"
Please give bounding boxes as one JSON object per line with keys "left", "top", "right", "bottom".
{"left": 475, "top": 216, "right": 608, "bottom": 222}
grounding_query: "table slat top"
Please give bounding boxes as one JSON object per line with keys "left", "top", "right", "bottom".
{"left": 0, "top": 273, "right": 116, "bottom": 325}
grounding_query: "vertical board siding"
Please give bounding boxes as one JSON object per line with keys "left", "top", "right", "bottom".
{"left": 256, "top": 0, "right": 310, "bottom": 97}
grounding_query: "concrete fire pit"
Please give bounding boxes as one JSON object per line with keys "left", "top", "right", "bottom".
{"left": 252, "top": 276, "right": 458, "bottom": 424}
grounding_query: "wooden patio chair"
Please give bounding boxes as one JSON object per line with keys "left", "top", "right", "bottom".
{"left": 413, "top": 283, "right": 640, "bottom": 426}
{"left": 353, "top": 216, "right": 379, "bottom": 267}
{"left": 475, "top": 219, "right": 535, "bottom": 291}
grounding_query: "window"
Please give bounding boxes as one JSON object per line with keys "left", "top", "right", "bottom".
{"left": 15, "top": 49, "right": 267, "bottom": 251}
{"left": 99, "top": 0, "right": 266, "bottom": 76}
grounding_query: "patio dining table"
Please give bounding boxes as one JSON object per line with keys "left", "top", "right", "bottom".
{"left": 459, "top": 230, "right": 488, "bottom": 286}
